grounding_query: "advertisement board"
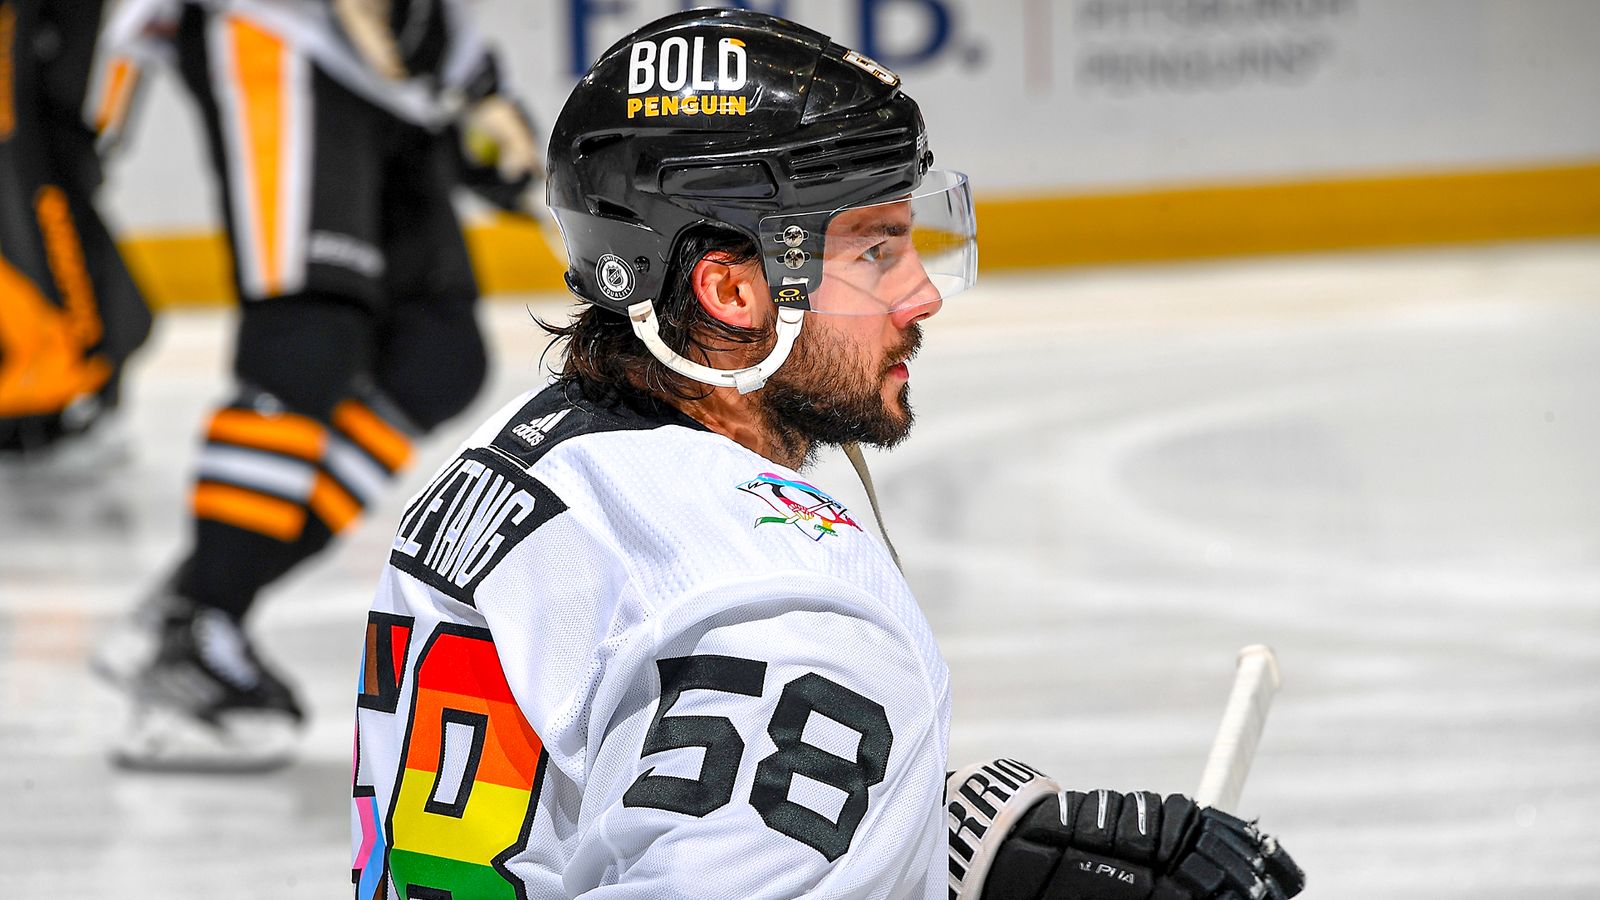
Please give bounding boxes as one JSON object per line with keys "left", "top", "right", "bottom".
{"left": 103, "top": 0, "right": 1600, "bottom": 301}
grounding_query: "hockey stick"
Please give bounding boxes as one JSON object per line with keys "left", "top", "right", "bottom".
{"left": 1194, "top": 644, "right": 1281, "bottom": 814}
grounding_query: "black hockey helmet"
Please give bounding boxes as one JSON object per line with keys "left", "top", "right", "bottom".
{"left": 546, "top": 8, "right": 976, "bottom": 392}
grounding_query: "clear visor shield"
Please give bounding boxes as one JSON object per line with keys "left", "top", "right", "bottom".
{"left": 758, "top": 169, "right": 976, "bottom": 317}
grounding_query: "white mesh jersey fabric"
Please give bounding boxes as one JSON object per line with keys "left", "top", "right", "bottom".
{"left": 355, "top": 385, "right": 952, "bottom": 900}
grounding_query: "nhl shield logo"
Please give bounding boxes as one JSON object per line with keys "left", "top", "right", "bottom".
{"left": 596, "top": 253, "right": 635, "bottom": 301}
{"left": 737, "top": 473, "right": 861, "bottom": 541}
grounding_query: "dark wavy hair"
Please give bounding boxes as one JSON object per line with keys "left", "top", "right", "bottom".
{"left": 539, "top": 227, "right": 768, "bottom": 403}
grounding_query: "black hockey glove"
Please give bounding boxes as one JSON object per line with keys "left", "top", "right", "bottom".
{"left": 985, "top": 790, "right": 1304, "bottom": 900}
{"left": 947, "top": 761, "right": 1303, "bottom": 900}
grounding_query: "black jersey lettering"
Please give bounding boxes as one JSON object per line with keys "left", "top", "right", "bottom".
{"left": 390, "top": 447, "right": 565, "bottom": 604}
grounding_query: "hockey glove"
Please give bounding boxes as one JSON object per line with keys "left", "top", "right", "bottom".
{"left": 949, "top": 761, "right": 1304, "bottom": 900}
{"left": 455, "top": 94, "right": 544, "bottom": 217}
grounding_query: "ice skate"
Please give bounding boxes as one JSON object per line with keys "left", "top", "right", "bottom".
{"left": 111, "top": 606, "right": 306, "bottom": 773}
{"left": 89, "top": 581, "right": 182, "bottom": 690}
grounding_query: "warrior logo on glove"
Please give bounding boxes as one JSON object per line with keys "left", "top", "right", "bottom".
{"left": 947, "top": 761, "right": 1306, "bottom": 900}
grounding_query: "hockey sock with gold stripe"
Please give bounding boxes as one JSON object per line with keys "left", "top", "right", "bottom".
{"left": 176, "top": 387, "right": 415, "bottom": 618}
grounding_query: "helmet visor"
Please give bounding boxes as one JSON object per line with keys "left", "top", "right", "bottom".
{"left": 758, "top": 169, "right": 976, "bottom": 317}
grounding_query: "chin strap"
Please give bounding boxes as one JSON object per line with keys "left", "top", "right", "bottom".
{"left": 842, "top": 441, "right": 902, "bottom": 571}
{"left": 628, "top": 299, "right": 902, "bottom": 570}
{"left": 628, "top": 301, "right": 804, "bottom": 395}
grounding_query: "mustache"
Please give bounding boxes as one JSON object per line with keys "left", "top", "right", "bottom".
{"left": 883, "top": 324, "right": 924, "bottom": 373}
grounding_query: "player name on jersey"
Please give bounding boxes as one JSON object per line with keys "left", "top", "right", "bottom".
{"left": 389, "top": 447, "right": 565, "bottom": 604}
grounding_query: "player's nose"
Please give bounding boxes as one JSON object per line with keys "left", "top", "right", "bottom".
{"left": 890, "top": 275, "right": 942, "bottom": 329}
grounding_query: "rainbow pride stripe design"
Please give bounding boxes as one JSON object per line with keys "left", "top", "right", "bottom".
{"left": 352, "top": 788, "right": 386, "bottom": 900}
{"left": 387, "top": 626, "right": 546, "bottom": 899}
{"left": 354, "top": 612, "right": 410, "bottom": 898}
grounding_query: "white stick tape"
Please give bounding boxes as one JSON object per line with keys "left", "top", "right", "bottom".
{"left": 1194, "top": 644, "right": 1281, "bottom": 814}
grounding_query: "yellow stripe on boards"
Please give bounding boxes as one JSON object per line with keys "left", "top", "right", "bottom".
{"left": 390, "top": 773, "right": 532, "bottom": 864}
{"left": 461, "top": 213, "right": 569, "bottom": 296}
{"left": 120, "top": 232, "right": 233, "bottom": 307}
{"left": 977, "top": 159, "right": 1600, "bottom": 270}
{"left": 118, "top": 160, "right": 1600, "bottom": 309}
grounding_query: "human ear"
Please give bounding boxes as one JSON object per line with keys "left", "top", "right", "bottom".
{"left": 691, "top": 254, "right": 768, "bottom": 328}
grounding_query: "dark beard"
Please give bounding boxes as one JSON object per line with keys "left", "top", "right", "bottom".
{"left": 757, "top": 323, "right": 922, "bottom": 469}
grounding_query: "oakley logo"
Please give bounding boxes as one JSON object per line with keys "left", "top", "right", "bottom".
{"left": 773, "top": 285, "right": 811, "bottom": 310}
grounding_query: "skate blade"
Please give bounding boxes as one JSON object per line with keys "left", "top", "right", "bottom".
{"left": 112, "top": 705, "right": 301, "bottom": 774}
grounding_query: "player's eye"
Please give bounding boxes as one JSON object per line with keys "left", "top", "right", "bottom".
{"left": 860, "top": 242, "right": 886, "bottom": 264}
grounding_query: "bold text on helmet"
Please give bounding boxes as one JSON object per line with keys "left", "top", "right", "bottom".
{"left": 628, "top": 37, "right": 748, "bottom": 94}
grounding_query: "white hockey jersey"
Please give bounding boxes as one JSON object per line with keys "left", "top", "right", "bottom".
{"left": 352, "top": 381, "right": 953, "bottom": 899}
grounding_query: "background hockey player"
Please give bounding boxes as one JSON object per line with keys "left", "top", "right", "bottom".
{"left": 0, "top": 0, "right": 151, "bottom": 459}
{"left": 351, "top": 9, "right": 1304, "bottom": 899}
{"left": 92, "top": 0, "right": 543, "bottom": 769}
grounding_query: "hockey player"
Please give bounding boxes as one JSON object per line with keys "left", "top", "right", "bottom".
{"left": 352, "top": 9, "right": 1304, "bottom": 899}
{"left": 92, "top": 0, "right": 542, "bottom": 769}
{"left": 0, "top": 0, "right": 151, "bottom": 458}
